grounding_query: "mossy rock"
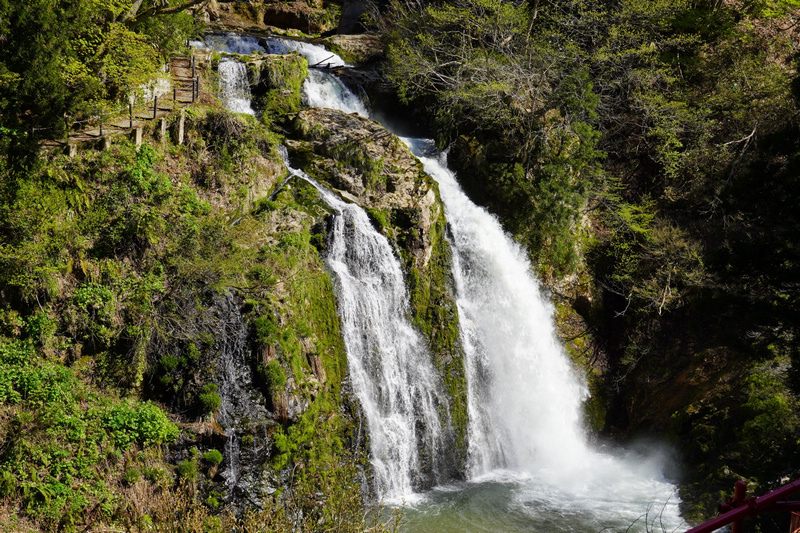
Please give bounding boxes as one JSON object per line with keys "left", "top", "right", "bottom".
{"left": 248, "top": 53, "right": 309, "bottom": 118}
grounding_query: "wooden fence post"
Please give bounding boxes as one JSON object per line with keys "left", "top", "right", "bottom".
{"left": 177, "top": 108, "right": 185, "bottom": 145}
{"left": 153, "top": 95, "right": 158, "bottom": 118}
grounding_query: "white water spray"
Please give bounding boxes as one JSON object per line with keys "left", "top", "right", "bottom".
{"left": 217, "top": 59, "right": 255, "bottom": 115}
{"left": 304, "top": 70, "right": 369, "bottom": 117}
{"left": 403, "top": 138, "right": 683, "bottom": 529}
{"left": 278, "top": 157, "right": 454, "bottom": 502}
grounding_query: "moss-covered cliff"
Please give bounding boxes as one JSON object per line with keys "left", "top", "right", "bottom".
{"left": 0, "top": 41, "right": 471, "bottom": 529}
{"left": 284, "top": 106, "right": 469, "bottom": 474}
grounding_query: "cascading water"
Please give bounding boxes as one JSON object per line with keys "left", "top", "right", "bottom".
{"left": 217, "top": 59, "right": 255, "bottom": 115}
{"left": 277, "top": 156, "right": 455, "bottom": 502}
{"left": 304, "top": 70, "right": 369, "bottom": 117}
{"left": 204, "top": 33, "right": 687, "bottom": 530}
{"left": 401, "top": 138, "right": 684, "bottom": 531}
{"left": 192, "top": 32, "right": 347, "bottom": 67}
{"left": 197, "top": 32, "right": 368, "bottom": 116}
{"left": 214, "top": 294, "right": 270, "bottom": 502}
{"left": 404, "top": 139, "right": 589, "bottom": 478}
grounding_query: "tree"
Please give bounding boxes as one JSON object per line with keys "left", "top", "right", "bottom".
{"left": 386, "top": 0, "right": 603, "bottom": 275}
{"left": 0, "top": 0, "right": 206, "bottom": 148}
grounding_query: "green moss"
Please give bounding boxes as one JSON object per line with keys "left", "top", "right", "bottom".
{"left": 262, "top": 360, "right": 286, "bottom": 394}
{"left": 406, "top": 205, "right": 469, "bottom": 470}
{"left": 251, "top": 54, "right": 309, "bottom": 118}
{"left": 201, "top": 449, "right": 223, "bottom": 466}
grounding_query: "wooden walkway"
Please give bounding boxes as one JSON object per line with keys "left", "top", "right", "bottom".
{"left": 43, "top": 52, "right": 209, "bottom": 153}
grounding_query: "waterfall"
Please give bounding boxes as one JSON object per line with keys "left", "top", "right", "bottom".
{"left": 217, "top": 59, "right": 255, "bottom": 115}
{"left": 402, "top": 139, "right": 588, "bottom": 478}
{"left": 215, "top": 294, "right": 270, "bottom": 502}
{"left": 278, "top": 156, "right": 454, "bottom": 502}
{"left": 304, "top": 70, "right": 369, "bottom": 117}
{"left": 403, "top": 138, "right": 683, "bottom": 529}
{"left": 201, "top": 34, "right": 685, "bottom": 530}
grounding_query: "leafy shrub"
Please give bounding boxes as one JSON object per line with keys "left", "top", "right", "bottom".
{"left": 176, "top": 458, "right": 198, "bottom": 482}
{"left": 197, "top": 383, "right": 221, "bottom": 415}
{"left": 160, "top": 353, "right": 181, "bottom": 372}
{"left": 104, "top": 402, "right": 179, "bottom": 448}
{"left": 0, "top": 338, "right": 34, "bottom": 365}
{"left": 202, "top": 449, "right": 223, "bottom": 466}
{"left": 72, "top": 283, "right": 114, "bottom": 312}
{"left": 24, "top": 312, "right": 57, "bottom": 345}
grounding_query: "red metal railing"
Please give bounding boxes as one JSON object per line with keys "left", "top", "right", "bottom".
{"left": 686, "top": 479, "right": 800, "bottom": 533}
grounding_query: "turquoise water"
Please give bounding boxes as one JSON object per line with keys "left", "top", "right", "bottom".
{"left": 396, "top": 472, "right": 685, "bottom": 533}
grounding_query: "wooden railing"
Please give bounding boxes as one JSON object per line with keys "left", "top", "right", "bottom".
{"left": 686, "top": 479, "right": 800, "bottom": 533}
{"left": 35, "top": 55, "right": 203, "bottom": 146}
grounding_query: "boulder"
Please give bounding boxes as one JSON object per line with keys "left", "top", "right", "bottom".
{"left": 247, "top": 53, "right": 309, "bottom": 117}
{"left": 286, "top": 107, "right": 441, "bottom": 269}
{"left": 324, "top": 33, "right": 383, "bottom": 64}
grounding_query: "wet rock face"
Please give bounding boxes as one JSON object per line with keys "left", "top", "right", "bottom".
{"left": 324, "top": 34, "right": 383, "bottom": 64}
{"left": 262, "top": 0, "right": 337, "bottom": 35}
{"left": 286, "top": 107, "right": 440, "bottom": 269}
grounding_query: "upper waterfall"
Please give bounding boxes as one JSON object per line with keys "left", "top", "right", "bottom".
{"left": 217, "top": 58, "right": 255, "bottom": 115}
{"left": 192, "top": 32, "right": 347, "bottom": 67}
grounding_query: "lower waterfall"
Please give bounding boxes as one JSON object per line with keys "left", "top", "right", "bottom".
{"left": 401, "top": 138, "right": 684, "bottom": 532}
{"left": 280, "top": 160, "right": 456, "bottom": 502}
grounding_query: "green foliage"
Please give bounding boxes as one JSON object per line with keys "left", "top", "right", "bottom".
{"left": 387, "top": 0, "right": 604, "bottom": 275}
{"left": 271, "top": 397, "right": 345, "bottom": 472}
{"left": 104, "top": 401, "right": 179, "bottom": 448}
{"left": 176, "top": 458, "right": 199, "bottom": 482}
{"left": 201, "top": 449, "right": 223, "bottom": 466}
{"left": 254, "top": 313, "right": 278, "bottom": 344}
{"left": 744, "top": 0, "right": 800, "bottom": 17}
{"left": 739, "top": 371, "right": 796, "bottom": 465}
{"left": 123, "top": 466, "right": 142, "bottom": 486}
{"left": 262, "top": 360, "right": 287, "bottom": 394}
{"left": 251, "top": 53, "right": 309, "bottom": 118}
{"left": 197, "top": 384, "right": 221, "bottom": 415}
{"left": 0, "top": 332, "right": 185, "bottom": 527}
{"left": 0, "top": 0, "right": 204, "bottom": 160}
